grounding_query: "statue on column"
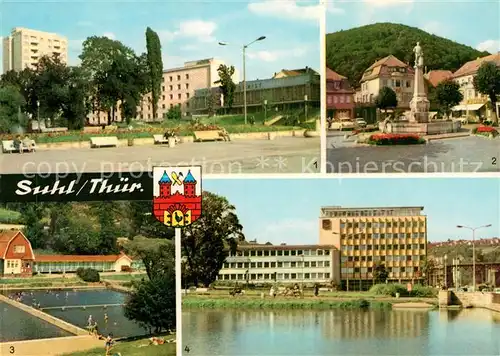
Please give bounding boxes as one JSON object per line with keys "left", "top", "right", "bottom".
{"left": 413, "top": 42, "right": 423, "bottom": 67}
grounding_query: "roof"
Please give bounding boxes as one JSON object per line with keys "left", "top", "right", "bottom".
{"left": 453, "top": 53, "right": 500, "bottom": 78}
{"left": 35, "top": 253, "right": 133, "bottom": 263}
{"left": 184, "top": 170, "right": 196, "bottom": 183}
{"left": 274, "top": 67, "right": 319, "bottom": 78}
{"left": 425, "top": 70, "right": 453, "bottom": 87}
{"left": 0, "top": 230, "right": 35, "bottom": 260}
{"left": 159, "top": 171, "right": 171, "bottom": 184}
{"left": 362, "top": 55, "right": 412, "bottom": 82}
{"left": 236, "top": 244, "right": 337, "bottom": 251}
{"left": 366, "top": 55, "right": 409, "bottom": 71}
{"left": 326, "top": 67, "right": 347, "bottom": 81}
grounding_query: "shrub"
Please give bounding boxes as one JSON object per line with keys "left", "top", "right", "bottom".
{"left": 370, "top": 283, "right": 437, "bottom": 298}
{"left": 76, "top": 268, "right": 100, "bottom": 283}
{"left": 368, "top": 133, "right": 425, "bottom": 145}
{"left": 369, "top": 283, "right": 407, "bottom": 297}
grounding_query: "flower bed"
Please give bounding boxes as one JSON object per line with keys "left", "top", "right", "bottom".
{"left": 472, "top": 125, "right": 498, "bottom": 137}
{"left": 368, "top": 133, "right": 425, "bottom": 145}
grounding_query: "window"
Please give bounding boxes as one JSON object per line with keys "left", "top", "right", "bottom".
{"left": 334, "top": 96, "right": 338, "bottom": 103}
{"left": 13, "top": 245, "right": 25, "bottom": 253}
{"left": 340, "top": 96, "right": 344, "bottom": 103}
{"left": 185, "top": 74, "right": 189, "bottom": 80}
{"left": 169, "top": 76, "right": 173, "bottom": 81}
{"left": 346, "top": 96, "right": 350, "bottom": 103}
{"left": 178, "top": 94, "right": 181, "bottom": 99}
{"left": 169, "top": 85, "right": 173, "bottom": 91}
{"left": 177, "top": 84, "right": 181, "bottom": 90}
{"left": 169, "top": 94, "right": 173, "bottom": 100}
{"left": 185, "top": 83, "right": 189, "bottom": 89}
{"left": 327, "top": 95, "right": 333, "bottom": 104}
{"left": 177, "top": 75, "right": 181, "bottom": 80}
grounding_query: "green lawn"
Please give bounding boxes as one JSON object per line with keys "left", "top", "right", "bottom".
{"left": 0, "top": 208, "right": 22, "bottom": 224}
{"left": 64, "top": 337, "right": 176, "bottom": 356}
{"left": 1, "top": 112, "right": 319, "bottom": 144}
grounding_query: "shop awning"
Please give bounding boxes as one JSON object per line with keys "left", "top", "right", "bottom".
{"left": 452, "top": 103, "right": 485, "bottom": 111}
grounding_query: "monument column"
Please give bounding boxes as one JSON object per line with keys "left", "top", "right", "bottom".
{"left": 409, "top": 42, "right": 430, "bottom": 123}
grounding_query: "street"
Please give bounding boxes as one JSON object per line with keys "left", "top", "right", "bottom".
{"left": 0, "top": 137, "right": 320, "bottom": 175}
{"left": 327, "top": 135, "right": 499, "bottom": 173}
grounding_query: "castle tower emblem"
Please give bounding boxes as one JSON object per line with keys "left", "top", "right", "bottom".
{"left": 152, "top": 166, "right": 202, "bottom": 227}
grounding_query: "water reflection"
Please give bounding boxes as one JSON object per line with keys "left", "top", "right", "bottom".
{"left": 183, "top": 309, "right": 500, "bottom": 356}
{"left": 0, "top": 302, "right": 72, "bottom": 341}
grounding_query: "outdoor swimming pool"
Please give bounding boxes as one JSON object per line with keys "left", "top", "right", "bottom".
{"left": 2, "top": 289, "right": 148, "bottom": 340}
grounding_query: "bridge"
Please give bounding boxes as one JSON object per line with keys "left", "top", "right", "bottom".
{"left": 40, "top": 303, "right": 124, "bottom": 311}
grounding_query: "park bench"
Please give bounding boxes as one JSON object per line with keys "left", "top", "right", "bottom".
{"left": 2, "top": 139, "right": 37, "bottom": 153}
{"left": 153, "top": 134, "right": 168, "bottom": 144}
{"left": 90, "top": 136, "right": 118, "bottom": 148}
{"left": 193, "top": 130, "right": 228, "bottom": 142}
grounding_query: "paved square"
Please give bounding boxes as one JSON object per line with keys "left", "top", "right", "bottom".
{"left": 0, "top": 137, "right": 320, "bottom": 175}
{"left": 327, "top": 134, "right": 499, "bottom": 173}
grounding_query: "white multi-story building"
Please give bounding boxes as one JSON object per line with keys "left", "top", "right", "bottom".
{"left": 217, "top": 244, "right": 340, "bottom": 285}
{"left": 2, "top": 27, "right": 68, "bottom": 73}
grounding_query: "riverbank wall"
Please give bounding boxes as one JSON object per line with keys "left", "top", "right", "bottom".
{"left": 0, "top": 294, "right": 88, "bottom": 336}
{"left": 439, "top": 291, "right": 500, "bottom": 312}
{"left": 0, "top": 335, "right": 103, "bottom": 356}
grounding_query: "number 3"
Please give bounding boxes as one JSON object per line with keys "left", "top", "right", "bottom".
{"left": 10, "top": 346, "right": 15, "bottom": 353}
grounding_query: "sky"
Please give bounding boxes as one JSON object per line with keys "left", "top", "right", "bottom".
{"left": 326, "top": 0, "right": 500, "bottom": 54}
{"left": 203, "top": 177, "right": 500, "bottom": 245}
{"left": 1, "top": 0, "right": 321, "bottom": 80}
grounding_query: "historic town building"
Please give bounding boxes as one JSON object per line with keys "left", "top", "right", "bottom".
{"left": 326, "top": 67, "right": 355, "bottom": 119}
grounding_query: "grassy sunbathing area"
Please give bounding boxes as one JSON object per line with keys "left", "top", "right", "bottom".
{"left": 1, "top": 112, "right": 318, "bottom": 144}
{"left": 65, "top": 336, "right": 176, "bottom": 356}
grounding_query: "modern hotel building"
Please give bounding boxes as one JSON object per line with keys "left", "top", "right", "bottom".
{"left": 217, "top": 244, "right": 340, "bottom": 286}
{"left": 319, "top": 206, "right": 427, "bottom": 290}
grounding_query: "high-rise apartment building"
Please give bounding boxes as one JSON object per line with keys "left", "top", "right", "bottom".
{"left": 88, "top": 58, "right": 238, "bottom": 124}
{"left": 2, "top": 27, "right": 68, "bottom": 73}
{"left": 319, "top": 206, "right": 427, "bottom": 290}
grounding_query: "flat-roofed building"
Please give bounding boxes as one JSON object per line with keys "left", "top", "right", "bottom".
{"left": 190, "top": 66, "right": 320, "bottom": 115}
{"left": 2, "top": 27, "right": 68, "bottom": 73}
{"left": 88, "top": 58, "right": 238, "bottom": 124}
{"left": 217, "top": 244, "right": 340, "bottom": 286}
{"left": 319, "top": 206, "right": 427, "bottom": 290}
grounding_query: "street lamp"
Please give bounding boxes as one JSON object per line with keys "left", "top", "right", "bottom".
{"left": 264, "top": 99, "right": 268, "bottom": 122}
{"left": 218, "top": 36, "right": 266, "bottom": 125}
{"left": 304, "top": 95, "right": 308, "bottom": 121}
{"left": 36, "top": 100, "right": 40, "bottom": 128}
{"left": 457, "top": 224, "right": 492, "bottom": 291}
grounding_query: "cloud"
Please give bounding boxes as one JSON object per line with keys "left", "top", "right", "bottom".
{"left": 159, "top": 20, "right": 217, "bottom": 43}
{"left": 247, "top": 47, "right": 307, "bottom": 62}
{"left": 180, "top": 44, "right": 199, "bottom": 51}
{"left": 476, "top": 39, "right": 500, "bottom": 53}
{"left": 103, "top": 32, "right": 116, "bottom": 40}
{"left": 248, "top": 0, "right": 324, "bottom": 21}
{"left": 326, "top": 2, "right": 345, "bottom": 15}
{"left": 256, "top": 219, "right": 317, "bottom": 245}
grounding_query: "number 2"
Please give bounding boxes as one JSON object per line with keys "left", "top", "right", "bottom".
{"left": 492, "top": 157, "right": 497, "bottom": 165}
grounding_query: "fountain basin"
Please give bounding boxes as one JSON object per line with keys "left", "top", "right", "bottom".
{"left": 380, "top": 121, "right": 461, "bottom": 135}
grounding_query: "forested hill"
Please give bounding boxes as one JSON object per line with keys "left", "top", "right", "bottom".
{"left": 326, "top": 22, "right": 490, "bottom": 87}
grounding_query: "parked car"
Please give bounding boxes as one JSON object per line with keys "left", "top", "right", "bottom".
{"left": 355, "top": 118, "right": 367, "bottom": 127}
{"left": 329, "top": 119, "right": 356, "bottom": 131}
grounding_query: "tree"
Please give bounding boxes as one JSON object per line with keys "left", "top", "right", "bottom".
{"left": 124, "top": 237, "right": 174, "bottom": 280}
{"left": 474, "top": 61, "right": 500, "bottom": 125}
{"left": 375, "top": 86, "right": 398, "bottom": 117}
{"left": 214, "top": 64, "right": 236, "bottom": 112}
{"left": 182, "top": 192, "right": 244, "bottom": 287}
{"left": 372, "top": 262, "right": 389, "bottom": 284}
{"left": 92, "top": 202, "right": 120, "bottom": 254}
{"left": 52, "top": 217, "right": 102, "bottom": 254}
{"left": 20, "top": 204, "right": 46, "bottom": 249}
{"left": 124, "top": 271, "right": 176, "bottom": 334}
{"left": 164, "top": 104, "right": 182, "bottom": 120}
{"left": 145, "top": 27, "right": 164, "bottom": 121}
{"left": 435, "top": 79, "right": 463, "bottom": 119}
{"left": 80, "top": 36, "right": 139, "bottom": 124}
{"left": 422, "top": 258, "right": 437, "bottom": 286}
{"left": 0, "top": 85, "right": 27, "bottom": 132}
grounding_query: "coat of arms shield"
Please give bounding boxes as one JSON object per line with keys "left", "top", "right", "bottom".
{"left": 152, "top": 166, "right": 202, "bottom": 227}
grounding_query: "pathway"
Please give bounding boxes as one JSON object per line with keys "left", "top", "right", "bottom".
{"left": 0, "top": 335, "right": 103, "bottom": 356}
{"left": 41, "top": 303, "right": 123, "bottom": 310}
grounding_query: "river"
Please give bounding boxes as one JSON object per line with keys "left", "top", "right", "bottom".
{"left": 182, "top": 308, "right": 500, "bottom": 355}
